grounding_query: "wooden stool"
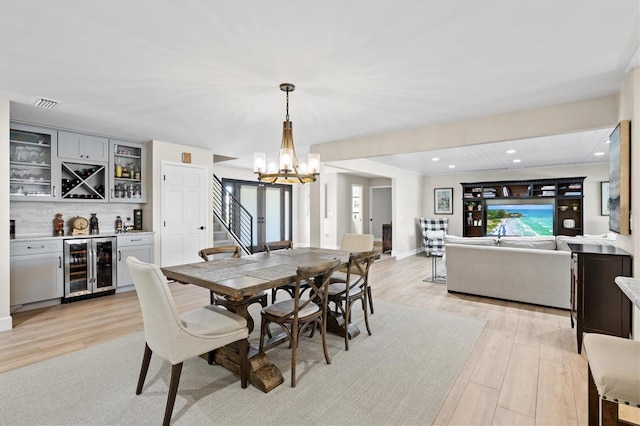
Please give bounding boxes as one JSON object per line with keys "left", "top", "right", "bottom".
{"left": 583, "top": 333, "right": 640, "bottom": 426}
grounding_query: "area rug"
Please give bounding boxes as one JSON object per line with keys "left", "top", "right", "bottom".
{"left": 0, "top": 301, "right": 485, "bottom": 425}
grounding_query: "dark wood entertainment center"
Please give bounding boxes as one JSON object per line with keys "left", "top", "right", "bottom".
{"left": 460, "top": 177, "right": 585, "bottom": 237}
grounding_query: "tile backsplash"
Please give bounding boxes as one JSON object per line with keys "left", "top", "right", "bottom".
{"left": 10, "top": 201, "right": 144, "bottom": 237}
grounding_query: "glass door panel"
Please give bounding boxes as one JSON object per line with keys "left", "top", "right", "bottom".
{"left": 265, "top": 187, "right": 282, "bottom": 242}
{"left": 94, "top": 238, "right": 115, "bottom": 291}
{"left": 239, "top": 185, "right": 259, "bottom": 246}
{"left": 64, "top": 240, "right": 90, "bottom": 297}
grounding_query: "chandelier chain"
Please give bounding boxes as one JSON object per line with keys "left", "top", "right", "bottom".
{"left": 285, "top": 88, "right": 290, "bottom": 121}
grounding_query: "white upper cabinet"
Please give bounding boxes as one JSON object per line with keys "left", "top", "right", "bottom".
{"left": 58, "top": 131, "right": 109, "bottom": 163}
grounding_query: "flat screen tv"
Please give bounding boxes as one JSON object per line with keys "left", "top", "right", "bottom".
{"left": 486, "top": 202, "right": 554, "bottom": 236}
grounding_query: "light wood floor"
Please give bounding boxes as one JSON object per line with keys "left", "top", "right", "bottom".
{"left": 1, "top": 254, "right": 638, "bottom": 425}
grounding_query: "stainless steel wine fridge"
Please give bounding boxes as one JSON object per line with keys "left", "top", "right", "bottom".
{"left": 63, "top": 237, "right": 116, "bottom": 301}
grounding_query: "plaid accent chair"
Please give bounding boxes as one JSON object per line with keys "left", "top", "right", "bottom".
{"left": 419, "top": 218, "right": 448, "bottom": 256}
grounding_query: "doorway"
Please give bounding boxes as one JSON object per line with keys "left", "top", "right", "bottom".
{"left": 223, "top": 179, "right": 292, "bottom": 252}
{"left": 351, "top": 184, "right": 363, "bottom": 234}
{"left": 369, "top": 186, "right": 392, "bottom": 241}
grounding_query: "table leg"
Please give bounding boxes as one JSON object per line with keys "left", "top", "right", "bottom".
{"left": 213, "top": 297, "right": 284, "bottom": 392}
{"left": 326, "top": 310, "right": 361, "bottom": 339}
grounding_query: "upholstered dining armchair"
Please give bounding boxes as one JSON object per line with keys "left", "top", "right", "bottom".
{"left": 198, "top": 245, "right": 268, "bottom": 309}
{"left": 126, "top": 257, "right": 249, "bottom": 426}
{"left": 334, "top": 233, "right": 376, "bottom": 314}
{"left": 419, "top": 218, "right": 448, "bottom": 256}
{"left": 259, "top": 258, "right": 341, "bottom": 387}
{"left": 327, "top": 250, "right": 378, "bottom": 351}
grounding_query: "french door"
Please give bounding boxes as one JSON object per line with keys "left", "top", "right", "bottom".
{"left": 223, "top": 179, "right": 292, "bottom": 252}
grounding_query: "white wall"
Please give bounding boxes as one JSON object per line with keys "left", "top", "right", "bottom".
{"left": 0, "top": 99, "right": 11, "bottom": 331}
{"left": 423, "top": 163, "right": 611, "bottom": 236}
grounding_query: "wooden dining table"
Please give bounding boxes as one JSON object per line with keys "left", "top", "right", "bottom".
{"left": 161, "top": 247, "right": 354, "bottom": 392}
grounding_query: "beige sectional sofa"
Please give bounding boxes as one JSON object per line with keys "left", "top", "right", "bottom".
{"left": 444, "top": 234, "right": 615, "bottom": 309}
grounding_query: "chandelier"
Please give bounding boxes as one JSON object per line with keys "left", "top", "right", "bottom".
{"left": 253, "top": 83, "right": 320, "bottom": 184}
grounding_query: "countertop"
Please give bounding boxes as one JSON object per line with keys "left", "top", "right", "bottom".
{"left": 10, "top": 230, "right": 154, "bottom": 242}
{"left": 615, "top": 276, "right": 640, "bottom": 309}
{"left": 567, "top": 243, "right": 631, "bottom": 257}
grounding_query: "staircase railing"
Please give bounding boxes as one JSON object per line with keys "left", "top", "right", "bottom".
{"left": 212, "top": 174, "right": 254, "bottom": 254}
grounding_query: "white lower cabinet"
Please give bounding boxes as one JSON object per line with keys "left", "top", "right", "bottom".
{"left": 10, "top": 240, "right": 64, "bottom": 307}
{"left": 116, "top": 233, "right": 154, "bottom": 290}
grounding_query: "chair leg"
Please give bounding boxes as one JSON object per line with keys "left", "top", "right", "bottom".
{"left": 601, "top": 398, "right": 618, "bottom": 426}
{"left": 588, "top": 366, "right": 598, "bottom": 426}
{"left": 367, "top": 286, "right": 374, "bottom": 314}
{"left": 363, "top": 294, "right": 372, "bottom": 336}
{"left": 321, "top": 317, "right": 331, "bottom": 365}
{"left": 136, "top": 343, "right": 153, "bottom": 395}
{"left": 209, "top": 290, "right": 215, "bottom": 305}
{"left": 259, "top": 316, "right": 268, "bottom": 352}
{"left": 291, "top": 324, "right": 298, "bottom": 388}
{"left": 344, "top": 299, "right": 350, "bottom": 351}
{"left": 163, "top": 363, "right": 183, "bottom": 426}
{"left": 239, "top": 338, "right": 248, "bottom": 388}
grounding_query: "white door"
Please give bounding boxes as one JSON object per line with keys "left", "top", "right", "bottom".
{"left": 161, "top": 163, "right": 208, "bottom": 267}
{"left": 370, "top": 186, "right": 392, "bottom": 240}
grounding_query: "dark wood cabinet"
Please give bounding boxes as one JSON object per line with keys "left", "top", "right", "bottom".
{"left": 460, "top": 177, "right": 585, "bottom": 237}
{"left": 382, "top": 223, "right": 392, "bottom": 253}
{"left": 569, "top": 243, "right": 632, "bottom": 354}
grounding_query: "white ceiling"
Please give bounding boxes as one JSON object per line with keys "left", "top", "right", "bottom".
{"left": 1, "top": 1, "right": 638, "bottom": 176}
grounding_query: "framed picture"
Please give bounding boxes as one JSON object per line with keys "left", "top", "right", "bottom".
{"left": 434, "top": 187, "right": 453, "bottom": 214}
{"left": 608, "top": 120, "right": 631, "bottom": 234}
{"left": 600, "top": 181, "right": 609, "bottom": 216}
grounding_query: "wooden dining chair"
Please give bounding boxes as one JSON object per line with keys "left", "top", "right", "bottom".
{"left": 327, "top": 250, "right": 377, "bottom": 350}
{"left": 197, "top": 245, "right": 268, "bottom": 309}
{"left": 127, "top": 257, "right": 249, "bottom": 426}
{"left": 263, "top": 240, "right": 311, "bottom": 303}
{"left": 259, "top": 258, "right": 341, "bottom": 387}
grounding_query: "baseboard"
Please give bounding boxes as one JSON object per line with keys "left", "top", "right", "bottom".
{"left": 394, "top": 248, "right": 422, "bottom": 260}
{"left": 0, "top": 315, "right": 13, "bottom": 331}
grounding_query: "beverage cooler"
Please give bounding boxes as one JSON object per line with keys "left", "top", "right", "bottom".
{"left": 63, "top": 237, "right": 116, "bottom": 300}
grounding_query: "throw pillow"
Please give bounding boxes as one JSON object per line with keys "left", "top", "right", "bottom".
{"left": 499, "top": 236, "right": 557, "bottom": 250}
{"left": 426, "top": 230, "right": 445, "bottom": 240}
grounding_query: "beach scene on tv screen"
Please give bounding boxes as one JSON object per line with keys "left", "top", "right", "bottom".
{"left": 486, "top": 204, "right": 554, "bottom": 236}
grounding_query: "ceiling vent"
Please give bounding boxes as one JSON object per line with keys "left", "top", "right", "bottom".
{"left": 30, "top": 97, "right": 61, "bottom": 109}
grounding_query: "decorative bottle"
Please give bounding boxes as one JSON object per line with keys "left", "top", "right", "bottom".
{"left": 115, "top": 216, "right": 123, "bottom": 233}
{"left": 124, "top": 217, "right": 133, "bottom": 232}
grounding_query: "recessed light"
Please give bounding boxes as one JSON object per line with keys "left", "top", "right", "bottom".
{"left": 513, "top": 159, "right": 521, "bottom": 163}
{"left": 432, "top": 157, "right": 439, "bottom": 161}
{"left": 594, "top": 152, "right": 605, "bottom": 156}
{"left": 448, "top": 165, "right": 455, "bottom": 169}
{"left": 506, "top": 149, "right": 516, "bottom": 154}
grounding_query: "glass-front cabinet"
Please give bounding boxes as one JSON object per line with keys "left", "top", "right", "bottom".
{"left": 9, "top": 123, "right": 59, "bottom": 201}
{"left": 111, "top": 140, "right": 145, "bottom": 202}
